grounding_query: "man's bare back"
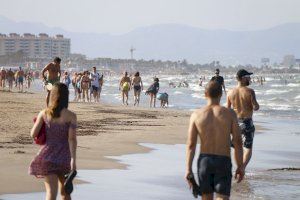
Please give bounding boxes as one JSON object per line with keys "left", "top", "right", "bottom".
{"left": 191, "top": 105, "right": 241, "bottom": 157}
{"left": 227, "top": 86, "right": 259, "bottom": 119}
{"left": 43, "top": 62, "right": 60, "bottom": 81}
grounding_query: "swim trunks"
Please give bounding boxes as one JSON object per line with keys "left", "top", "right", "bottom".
{"left": 238, "top": 118, "right": 255, "bottom": 149}
{"left": 134, "top": 85, "right": 141, "bottom": 92}
{"left": 92, "top": 86, "right": 99, "bottom": 92}
{"left": 18, "top": 76, "right": 24, "bottom": 83}
{"left": 197, "top": 154, "right": 232, "bottom": 196}
{"left": 47, "top": 78, "right": 60, "bottom": 85}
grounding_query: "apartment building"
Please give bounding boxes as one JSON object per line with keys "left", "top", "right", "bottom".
{"left": 0, "top": 33, "right": 70, "bottom": 59}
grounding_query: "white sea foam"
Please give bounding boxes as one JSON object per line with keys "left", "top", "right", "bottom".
{"left": 265, "top": 89, "right": 290, "bottom": 95}
{"left": 287, "top": 83, "right": 300, "bottom": 87}
{"left": 173, "top": 91, "right": 183, "bottom": 94}
{"left": 295, "top": 95, "right": 300, "bottom": 99}
{"left": 191, "top": 93, "right": 203, "bottom": 99}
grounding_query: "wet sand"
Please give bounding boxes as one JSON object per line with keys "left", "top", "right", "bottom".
{"left": 0, "top": 90, "right": 189, "bottom": 195}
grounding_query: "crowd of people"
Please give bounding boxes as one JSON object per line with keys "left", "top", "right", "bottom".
{"left": 1, "top": 56, "right": 261, "bottom": 200}
{"left": 0, "top": 66, "right": 34, "bottom": 92}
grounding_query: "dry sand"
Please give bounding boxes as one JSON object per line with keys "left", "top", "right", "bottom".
{"left": 0, "top": 90, "right": 190, "bottom": 195}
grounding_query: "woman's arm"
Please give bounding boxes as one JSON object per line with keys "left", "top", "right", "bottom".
{"left": 30, "top": 110, "right": 45, "bottom": 138}
{"left": 68, "top": 113, "right": 77, "bottom": 171}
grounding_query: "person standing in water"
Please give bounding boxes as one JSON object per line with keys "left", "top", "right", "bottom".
{"left": 146, "top": 77, "right": 159, "bottom": 108}
{"left": 41, "top": 57, "right": 62, "bottom": 105}
{"left": 227, "top": 69, "right": 259, "bottom": 170}
{"left": 16, "top": 67, "right": 25, "bottom": 92}
{"left": 119, "top": 71, "right": 131, "bottom": 105}
{"left": 131, "top": 72, "right": 143, "bottom": 106}
{"left": 210, "top": 68, "right": 226, "bottom": 94}
{"left": 186, "top": 81, "right": 244, "bottom": 200}
{"left": 29, "top": 83, "right": 77, "bottom": 200}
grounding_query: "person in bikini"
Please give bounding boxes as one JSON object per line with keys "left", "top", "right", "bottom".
{"left": 72, "top": 72, "right": 78, "bottom": 101}
{"left": 119, "top": 71, "right": 131, "bottom": 105}
{"left": 42, "top": 57, "right": 62, "bottom": 105}
{"left": 186, "top": 81, "right": 244, "bottom": 200}
{"left": 131, "top": 71, "right": 143, "bottom": 106}
{"left": 227, "top": 69, "right": 259, "bottom": 170}
{"left": 80, "top": 71, "right": 91, "bottom": 102}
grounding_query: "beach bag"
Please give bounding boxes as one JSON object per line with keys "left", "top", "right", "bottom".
{"left": 122, "top": 82, "right": 130, "bottom": 91}
{"left": 33, "top": 117, "right": 46, "bottom": 145}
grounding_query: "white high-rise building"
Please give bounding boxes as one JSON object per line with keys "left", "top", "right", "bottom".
{"left": 0, "top": 33, "right": 70, "bottom": 59}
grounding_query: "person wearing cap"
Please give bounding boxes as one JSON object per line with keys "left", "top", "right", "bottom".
{"left": 210, "top": 69, "right": 226, "bottom": 94}
{"left": 227, "top": 69, "right": 259, "bottom": 170}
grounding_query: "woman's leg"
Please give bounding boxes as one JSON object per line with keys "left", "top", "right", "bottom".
{"left": 121, "top": 91, "right": 125, "bottom": 105}
{"left": 137, "top": 91, "right": 141, "bottom": 106}
{"left": 153, "top": 94, "right": 156, "bottom": 107}
{"left": 125, "top": 91, "right": 129, "bottom": 105}
{"left": 133, "top": 90, "right": 137, "bottom": 106}
{"left": 58, "top": 175, "right": 71, "bottom": 200}
{"left": 150, "top": 94, "right": 153, "bottom": 107}
{"left": 44, "top": 174, "right": 59, "bottom": 200}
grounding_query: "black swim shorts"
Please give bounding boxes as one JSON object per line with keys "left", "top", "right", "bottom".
{"left": 197, "top": 154, "right": 232, "bottom": 196}
{"left": 238, "top": 118, "right": 255, "bottom": 149}
{"left": 92, "top": 86, "right": 99, "bottom": 92}
{"left": 134, "top": 85, "right": 141, "bottom": 92}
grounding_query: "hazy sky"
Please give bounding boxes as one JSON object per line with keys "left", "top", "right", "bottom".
{"left": 1, "top": 0, "right": 300, "bottom": 33}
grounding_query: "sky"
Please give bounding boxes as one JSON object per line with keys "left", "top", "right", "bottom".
{"left": 1, "top": 0, "right": 300, "bottom": 34}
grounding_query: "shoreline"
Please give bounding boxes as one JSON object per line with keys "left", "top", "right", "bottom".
{"left": 0, "top": 90, "right": 190, "bottom": 195}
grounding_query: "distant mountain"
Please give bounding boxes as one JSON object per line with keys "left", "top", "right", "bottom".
{"left": 1, "top": 15, "right": 300, "bottom": 65}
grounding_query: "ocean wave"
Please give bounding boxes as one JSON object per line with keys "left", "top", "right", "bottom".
{"left": 173, "top": 91, "right": 184, "bottom": 94}
{"left": 295, "top": 95, "right": 300, "bottom": 99}
{"left": 191, "top": 93, "right": 203, "bottom": 99}
{"left": 287, "top": 83, "right": 300, "bottom": 87}
{"left": 270, "top": 84, "right": 284, "bottom": 88}
{"left": 265, "top": 89, "right": 290, "bottom": 95}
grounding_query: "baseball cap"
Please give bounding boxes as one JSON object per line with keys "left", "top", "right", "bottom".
{"left": 237, "top": 69, "right": 253, "bottom": 78}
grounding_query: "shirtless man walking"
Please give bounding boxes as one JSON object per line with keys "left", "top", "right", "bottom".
{"left": 227, "top": 69, "right": 259, "bottom": 170}
{"left": 42, "top": 57, "right": 61, "bottom": 105}
{"left": 17, "top": 67, "right": 25, "bottom": 92}
{"left": 186, "top": 81, "right": 244, "bottom": 200}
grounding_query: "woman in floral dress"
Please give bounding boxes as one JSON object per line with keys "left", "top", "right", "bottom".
{"left": 29, "top": 83, "right": 77, "bottom": 200}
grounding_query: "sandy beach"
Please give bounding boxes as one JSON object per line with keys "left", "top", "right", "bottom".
{"left": 0, "top": 90, "right": 190, "bottom": 195}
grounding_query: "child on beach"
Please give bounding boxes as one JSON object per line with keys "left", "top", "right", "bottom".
{"left": 157, "top": 92, "right": 169, "bottom": 108}
{"left": 29, "top": 83, "right": 77, "bottom": 200}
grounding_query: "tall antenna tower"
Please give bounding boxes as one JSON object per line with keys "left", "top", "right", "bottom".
{"left": 130, "top": 46, "right": 136, "bottom": 59}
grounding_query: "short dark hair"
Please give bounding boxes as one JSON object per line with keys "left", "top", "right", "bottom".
{"left": 135, "top": 71, "right": 140, "bottom": 77}
{"left": 205, "top": 81, "right": 222, "bottom": 98}
{"left": 54, "top": 57, "right": 61, "bottom": 63}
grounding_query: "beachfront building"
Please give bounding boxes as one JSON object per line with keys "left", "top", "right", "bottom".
{"left": 0, "top": 33, "right": 70, "bottom": 59}
{"left": 282, "top": 55, "right": 296, "bottom": 68}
